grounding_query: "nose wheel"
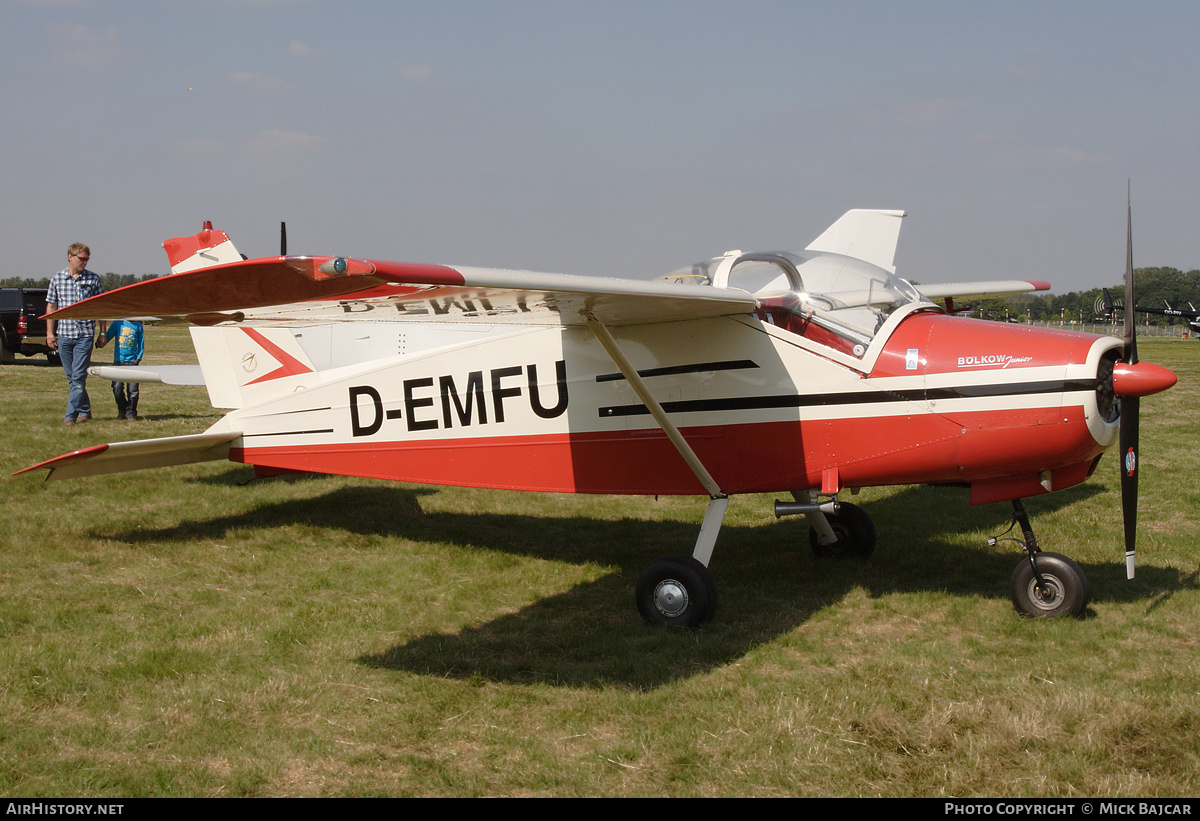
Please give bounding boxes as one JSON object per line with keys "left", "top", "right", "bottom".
{"left": 992, "top": 500, "right": 1090, "bottom": 618}
{"left": 1010, "top": 553, "right": 1089, "bottom": 617}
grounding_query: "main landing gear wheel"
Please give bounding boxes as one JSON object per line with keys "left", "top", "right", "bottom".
{"left": 1009, "top": 552, "right": 1090, "bottom": 618}
{"left": 636, "top": 555, "right": 717, "bottom": 627}
{"left": 808, "top": 502, "right": 876, "bottom": 559}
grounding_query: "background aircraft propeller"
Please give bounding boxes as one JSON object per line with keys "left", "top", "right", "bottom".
{"left": 1096, "top": 291, "right": 1121, "bottom": 320}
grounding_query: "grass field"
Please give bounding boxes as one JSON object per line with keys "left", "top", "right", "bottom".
{"left": 1, "top": 327, "right": 1197, "bottom": 797}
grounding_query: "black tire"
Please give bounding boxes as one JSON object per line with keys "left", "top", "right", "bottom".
{"left": 0, "top": 338, "right": 13, "bottom": 365}
{"left": 1010, "top": 553, "right": 1089, "bottom": 618}
{"left": 808, "top": 502, "right": 876, "bottom": 559}
{"left": 635, "top": 555, "right": 717, "bottom": 627}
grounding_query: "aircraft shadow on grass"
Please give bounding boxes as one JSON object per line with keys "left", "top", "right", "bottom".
{"left": 102, "top": 472, "right": 1193, "bottom": 689}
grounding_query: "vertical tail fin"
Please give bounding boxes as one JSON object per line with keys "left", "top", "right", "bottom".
{"left": 806, "top": 209, "right": 907, "bottom": 272}
{"left": 189, "top": 326, "right": 319, "bottom": 409}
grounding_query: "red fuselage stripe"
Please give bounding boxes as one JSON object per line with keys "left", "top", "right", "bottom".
{"left": 232, "top": 405, "right": 1104, "bottom": 497}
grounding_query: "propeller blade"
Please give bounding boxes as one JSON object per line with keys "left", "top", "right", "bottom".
{"left": 280, "top": 221, "right": 288, "bottom": 257}
{"left": 1124, "top": 189, "right": 1137, "bottom": 368}
{"left": 1119, "top": 394, "right": 1139, "bottom": 579}
{"left": 1120, "top": 185, "right": 1138, "bottom": 579}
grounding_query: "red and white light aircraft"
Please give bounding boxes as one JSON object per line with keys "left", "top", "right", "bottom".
{"left": 20, "top": 209, "right": 1176, "bottom": 626}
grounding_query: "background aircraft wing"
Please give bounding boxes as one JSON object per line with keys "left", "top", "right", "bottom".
{"left": 49, "top": 256, "right": 758, "bottom": 328}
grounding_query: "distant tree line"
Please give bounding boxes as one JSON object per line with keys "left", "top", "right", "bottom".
{"left": 941, "top": 267, "right": 1200, "bottom": 325}
{"left": 0, "top": 273, "right": 159, "bottom": 291}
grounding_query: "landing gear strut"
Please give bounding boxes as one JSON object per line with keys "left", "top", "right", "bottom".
{"left": 991, "top": 499, "right": 1090, "bottom": 618}
{"left": 806, "top": 501, "right": 876, "bottom": 559}
{"left": 636, "top": 496, "right": 727, "bottom": 627}
{"left": 775, "top": 492, "right": 876, "bottom": 559}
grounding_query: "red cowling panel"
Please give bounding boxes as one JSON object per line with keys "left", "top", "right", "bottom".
{"left": 871, "top": 313, "right": 1103, "bottom": 378}
{"left": 969, "top": 460, "right": 1096, "bottom": 505}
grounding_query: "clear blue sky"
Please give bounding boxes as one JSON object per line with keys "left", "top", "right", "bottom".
{"left": 4, "top": 0, "right": 1198, "bottom": 293}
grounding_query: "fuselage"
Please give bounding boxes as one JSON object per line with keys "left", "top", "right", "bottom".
{"left": 211, "top": 303, "right": 1123, "bottom": 505}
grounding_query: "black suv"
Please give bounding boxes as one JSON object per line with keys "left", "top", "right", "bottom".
{"left": 0, "top": 287, "right": 57, "bottom": 364}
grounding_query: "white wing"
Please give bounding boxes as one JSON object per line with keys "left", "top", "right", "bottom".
{"left": 919, "top": 280, "right": 1051, "bottom": 301}
{"left": 51, "top": 256, "right": 758, "bottom": 328}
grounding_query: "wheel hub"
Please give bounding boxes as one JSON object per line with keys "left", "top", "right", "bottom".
{"left": 1028, "top": 575, "right": 1065, "bottom": 610}
{"left": 652, "top": 579, "right": 689, "bottom": 618}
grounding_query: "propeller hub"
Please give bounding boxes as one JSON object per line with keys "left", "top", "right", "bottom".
{"left": 1112, "top": 360, "right": 1177, "bottom": 398}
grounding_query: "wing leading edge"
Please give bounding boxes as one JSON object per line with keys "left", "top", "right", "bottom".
{"left": 47, "top": 211, "right": 1050, "bottom": 329}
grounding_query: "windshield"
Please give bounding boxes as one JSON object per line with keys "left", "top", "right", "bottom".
{"left": 661, "top": 250, "right": 929, "bottom": 358}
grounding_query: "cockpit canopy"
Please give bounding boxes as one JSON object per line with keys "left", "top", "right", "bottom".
{"left": 661, "top": 250, "right": 933, "bottom": 358}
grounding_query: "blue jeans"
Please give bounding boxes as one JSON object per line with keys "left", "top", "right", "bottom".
{"left": 57, "top": 335, "right": 94, "bottom": 421}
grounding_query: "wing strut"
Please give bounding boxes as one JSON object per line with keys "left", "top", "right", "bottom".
{"left": 585, "top": 315, "right": 728, "bottom": 566}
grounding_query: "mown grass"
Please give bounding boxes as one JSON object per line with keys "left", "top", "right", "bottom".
{"left": 0, "top": 328, "right": 1197, "bottom": 797}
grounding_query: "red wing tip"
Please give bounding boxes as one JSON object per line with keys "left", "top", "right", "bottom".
{"left": 1026, "top": 280, "right": 1052, "bottom": 292}
{"left": 13, "top": 443, "right": 111, "bottom": 476}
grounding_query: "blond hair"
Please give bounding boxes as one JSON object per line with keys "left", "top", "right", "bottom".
{"left": 67, "top": 242, "right": 90, "bottom": 258}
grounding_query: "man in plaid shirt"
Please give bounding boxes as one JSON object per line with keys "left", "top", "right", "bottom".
{"left": 46, "top": 243, "right": 107, "bottom": 424}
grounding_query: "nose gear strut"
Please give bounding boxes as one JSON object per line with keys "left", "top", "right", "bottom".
{"left": 989, "top": 499, "right": 1090, "bottom": 618}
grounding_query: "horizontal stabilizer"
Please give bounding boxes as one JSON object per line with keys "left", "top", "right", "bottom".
{"left": 919, "top": 280, "right": 1051, "bottom": 301}
{"left": 88, "top": 364, "right": 205, "bottom": 386}
{"left": 14, "top": 432, "right": 239, "bottom": 482}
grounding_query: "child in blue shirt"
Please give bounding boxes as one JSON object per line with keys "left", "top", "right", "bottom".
{"left": 104, "top": 320, "right": 145, "bottom": 420}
